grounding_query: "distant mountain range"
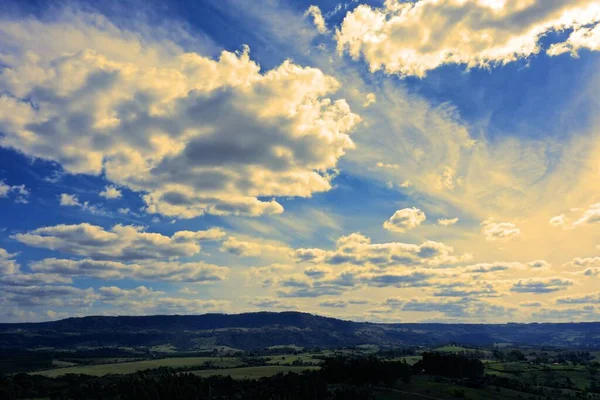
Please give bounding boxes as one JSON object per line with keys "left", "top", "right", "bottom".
{"left": 1, "top": 312, "right": 599, "bottom": 350}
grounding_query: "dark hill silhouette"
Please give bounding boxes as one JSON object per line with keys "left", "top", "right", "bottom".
{"left": 0, "top": 312, "right": 598, "bottom": 350}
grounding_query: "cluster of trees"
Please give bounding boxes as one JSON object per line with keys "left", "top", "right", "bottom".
{"left": 420, "top": 352, "right": 485, "bottom": 379}
{"left": 320, "top": 356, "right": 413, "bottom": 386}
{"left": 0, "top": 371, "right": 369, "bottom": 400}
{"left": 492, "top": 349, "right": 526, "bottom": 362}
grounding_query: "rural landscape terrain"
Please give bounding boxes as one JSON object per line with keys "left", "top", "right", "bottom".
{"left": 1, "top": 312, "right": 600, "bottom": 399}
{"left": 2, "top": 0, "right": 600, "bottom": 398}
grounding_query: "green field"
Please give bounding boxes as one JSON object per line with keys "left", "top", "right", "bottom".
{"left": 389, "top": 375, "right": 548, "bottom": 400}
{"left": 263, "top": 353, "right": 322, "bottom": 365}
{"left": 35, "top": 357, "right": 243, "bottom": 377}
{"left": 191, "top": 365, "right": 320, "bottom": 379}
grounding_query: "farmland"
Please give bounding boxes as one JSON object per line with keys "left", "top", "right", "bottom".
{"left": 0, "top": 343, "right": 596, "bottom": 399}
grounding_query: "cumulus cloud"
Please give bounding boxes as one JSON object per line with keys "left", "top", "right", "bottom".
{"left": 99, "top": 185, "right": 122, "bottom": 199}
{"left": 13, "top": 223, "right": 225, "bottom": 261}
{"left": 0, "top": 248, "right": 19, "bottom": 274}
{"left": 292, "top": 233, "right": 471, "bottom": 268}
{"left": 95, "top": 286, "right": 229, "bottom": 314}
{"left": 548, "top": 22, "right": 600, "bottom": 56}
{"left": 246, "top": 264, "right": 294, "bottom": 288}
{"left": 363, "top": 93, "right": 376, "bottom": 107}
{"left": 383, "top": 207, "right": 426, "bottom": 232}
{"left": 532, "top": 306, "right": 598, "bottom": 321}
{"left": 564, "top": 257, "right": 600, "bottom": 276}
{"left": 249, "top": 297, "right": 297, "bottom": 309}
{"left": 527, "top": 260, "right": 551, "bottom": 269}
{"left": 481, "top": 218, "right": 521, "bottom": 241}
{"left": 1, "top": 285, "right": 97, "bottom": 308}
{"left": 555, "top": 293, "right": 600, "bottom": 305}
{"left": 437, "top": 218, "right": 459, "bottom": 226}
{"left": 572, "top": 203, "right": 600, "bottom": 226}
{"left": 432, "top": 285, "right": 499, "bottom": 298}
{"left": 0, "top": 11, "right": 360, "bottom": 218}
{"left": 511, "top": 278, "right": 573, "bottom": 294}
{"left": 336, "top": 0, "right": 600, "bottom": 77}
{"left": 304, "top": 266, "right": 332, "bottom": 279}
{"left": 59, "top": 194, "right": 102, "bottom": 214}
{"left": 361, "top": 271, "right": 433, "bottom": 288}
{"left": 0, "top": 180, "right": 29, "bottom": 203}
{"left": 30, "top": 258, "right": 228, "bottom": 283}
{"left": 462, "top": 262, "right": 525, "bottom": 275}
{"left": 0, "top": 273, "right": 72, "bottom": 287}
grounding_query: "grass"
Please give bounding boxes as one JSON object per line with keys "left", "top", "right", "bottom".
{"left": 51, "top": 360, "right": 78, "bottom": 368}
{"left": 34, "top": 357, "right": 243, "bottom": 377}
{"left": 263, "top": 354, "right": 322, "bottom": 365}
{"left": 191, "top": 365, "right": 320, "bottom": 380}
{"left": 433, "top": 345, "right": 472, "bottom": 353}
{"left": 393, "top": 375, "right": 548, "bottom": 400}
{"left": 485, "top": 361, "right": 595, "bottom": 392}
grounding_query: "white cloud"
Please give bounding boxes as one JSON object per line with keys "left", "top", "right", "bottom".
{"left": 99, "top": 185, "right": 122, "bottom": 200}
{"left": 292, "top": 232, "right": 471, "bottom": 268}
{"left": 0, "top": 10, "right": 360, "bottom": 219}
{"left": 336, "top": 0, "right": 600, "bottom": 77}
{"left": 305, "top": 5, "right": 328, "bottom": 34}
{"left": 548, "top": 22, "right": 600, "bottom": 56}
{"left": 549, "top": 213, "right": 569, "bottom": 227}
{"left": 13, "top": 223, "right": 225, "bottom": 261}
{"left": 573, "top": 203, "right": 600, "bottom": 226}
{"left": 511, "top": 278, "right": 573, "bottom": 294}
{"left": 0, "top": 180, "right": 29, "bottom": 203}
{"left": 0, "top": 248, "right": 19, "bottom": 274}
{"left": 59, "top": 193, "right": 81, "bottom": 207}
{"left": 1, "top": 285, "right": 97, "bottom": 308}
{"left": 246, "top": 264, "right": 294, "bottom": 288}
{"left": 383, "top": 207, "right": 426, "bottom": 232}
{"left": 59, "top": 193, "right": 102, "bottom": 214}
{"left": 564, "top": 257, "right": 600, "bottom": 277}
{"left": 437, "top": 218, "right": 459, "bottom": 226}
{"left": 527, "top": 260, "right": 551, "bottom": 269}
{"left": 481, "top": 218, "right": 521, "bottom": 241}
{"left": 31, "top": 258, "right": 228, "bottom": 283}
{"left": 363, "top": 92, "right": 376, "bottom": 107}
{"left": 555, "top": 293, "right": 600, "bottom": 305}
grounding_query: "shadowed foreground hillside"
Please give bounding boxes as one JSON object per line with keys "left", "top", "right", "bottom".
{"left": 1, "top": 312, "right": 599, "bottom": 350}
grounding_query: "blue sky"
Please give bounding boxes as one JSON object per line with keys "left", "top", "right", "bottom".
{"left": 1, "top": 0, "right": 600, "bottom": 323}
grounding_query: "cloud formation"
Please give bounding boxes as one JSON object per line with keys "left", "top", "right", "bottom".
{"left": 0, "top": 11, "right": 360, "bottom": 218}
{"left": 99, "top": 185, "right": 122, "bottom": 200}
{"left": 383, "top": 207, "right": 426, "bottom": 232}
{"left": 30, "top": 258, "right": 228, "bottom": 283}
{"left": 0, "top": 180, "right": 29, "bottom": 203}
{"left": 511, "top": 278, "right": 573, "bottom": 294}
{"left": 13, "top": 223, "right": 225, "bottom": 261}
{"left": 292, "top": 233, "right": 471, "bottom": 268}
{"left": 336, "top": 0, "right": 600, "bottom": 77}
{"left": 481, "top": 218, "right": 521, "bottom": 241}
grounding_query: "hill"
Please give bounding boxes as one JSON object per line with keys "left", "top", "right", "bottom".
{"left": 1, "top": 312, "right": 599, "bottom": 350}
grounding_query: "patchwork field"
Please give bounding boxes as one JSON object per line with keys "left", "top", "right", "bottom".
{"left": 34, "top": 356, "right": 244, "bottom": 377}
{"left": 191, "top": 365, "right": 320, "bottom": 379}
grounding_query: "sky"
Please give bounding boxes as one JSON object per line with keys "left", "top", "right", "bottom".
{"left": 1, "top": 0, "right": 600, "bottom": 323}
